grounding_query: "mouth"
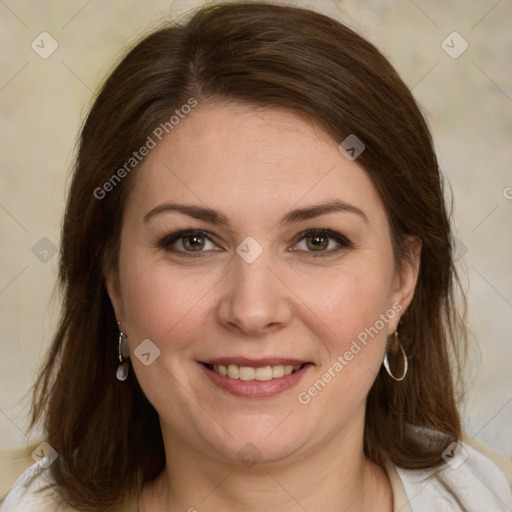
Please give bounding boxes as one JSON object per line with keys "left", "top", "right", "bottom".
{"left": 204, "top": 362, "right": 304, "bottom": 381}
{"left": 198, "top": 358, "right": 312, "bottom": 398}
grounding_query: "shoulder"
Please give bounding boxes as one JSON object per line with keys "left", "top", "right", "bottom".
{"left": 0, "top": 444, "right": 35, "bottom": 500}
{"left": 0, "top": 443, "right": 71, "bottom": 511}
{"left": 395, "top": 440, "right": 512, "bottom": 512}
{"left": 0, "top": 443, "right": 139, "bottom": 512}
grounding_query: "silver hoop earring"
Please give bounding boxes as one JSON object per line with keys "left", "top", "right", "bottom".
{"left": 383, "top": 331, "right": 408, "bottom": 381}
{"left": 116, "top": 323, "right": 129, "bottom": 382}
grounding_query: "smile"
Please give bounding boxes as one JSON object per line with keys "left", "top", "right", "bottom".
{"left": 206, "top": 363, "right": 303, "bottom": 381}
{"left": 199, "top": 359, "right": 312, "bottom": 398}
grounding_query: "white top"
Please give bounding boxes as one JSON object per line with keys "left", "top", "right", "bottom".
{"left": 394, "top": 442, "right": 512, "bottom": 511}
{"left": 1, "top": 461, "right": 56, "bottom": 512}
{"left": 1, "top": 441, "right": 511, "bottom": 511}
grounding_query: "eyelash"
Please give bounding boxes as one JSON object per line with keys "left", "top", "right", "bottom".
{"left": 157, "top": 228, "right": 352, "bottom": 259}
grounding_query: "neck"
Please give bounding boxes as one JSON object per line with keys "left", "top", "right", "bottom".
{"left": 140, "top": 420, "right": 393, "bottom": 512}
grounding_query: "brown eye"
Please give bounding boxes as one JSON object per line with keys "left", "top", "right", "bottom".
{"left": 305, "top": 233, "right": 330, "bottom": 251}
{"left": 159, "top": 230, "right": 218, "bottom": 256}
{"left": 294, "top": 229, "right": 352, "bottom": 257}
{"left": 181, "top": 234, "right": 207, "bottom": 251}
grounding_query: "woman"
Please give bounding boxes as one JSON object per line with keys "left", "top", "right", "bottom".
{"left": 1, "top": 2, "right": 511, "bottom": 511}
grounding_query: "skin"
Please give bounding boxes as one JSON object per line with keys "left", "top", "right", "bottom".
{"left": 106, "top": 102, "right": 421, "bottom": 511}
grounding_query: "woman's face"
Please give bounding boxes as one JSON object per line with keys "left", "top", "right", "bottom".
{"left": 107, "top": 102, "right": 419, "bottom": 467}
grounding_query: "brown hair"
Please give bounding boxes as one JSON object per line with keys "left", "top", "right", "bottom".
{"left": 30, "top": 2, "right": 466, "bottom": 509}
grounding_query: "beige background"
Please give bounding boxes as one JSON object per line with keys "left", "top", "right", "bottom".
{"left": 0, "top": 0, "right": 511, "bottom": 456}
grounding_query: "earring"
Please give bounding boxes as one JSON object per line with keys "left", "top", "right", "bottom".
{"left": 116, "top": 322, "right": 129, "bottom": 382}
{"left": 383, "top": 331, "right": 408, "bottom": 381}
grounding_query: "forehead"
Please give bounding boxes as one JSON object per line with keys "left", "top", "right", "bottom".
{"left": 124, "top": 102, "right": 385, "bottom": 227}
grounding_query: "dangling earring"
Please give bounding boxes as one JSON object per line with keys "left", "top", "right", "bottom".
{"left": 116, "top": 322, "right": 129, "bottom": 382}
{"left": 383, "top": 330, "right": 408, "bottom": 381}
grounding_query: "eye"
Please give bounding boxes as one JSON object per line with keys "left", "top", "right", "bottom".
{"left": 157, "top": 228, "right": 351, "bottom": 258}
{"left": 293, "top": 229, "right": 352, "bottom": 257}
{"left": 158, "top": 230, "right": 219, "bottom": 256}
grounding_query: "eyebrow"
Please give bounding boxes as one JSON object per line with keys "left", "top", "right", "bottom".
{"left": 143, "top": 199, "right": 369, "bottom": 227}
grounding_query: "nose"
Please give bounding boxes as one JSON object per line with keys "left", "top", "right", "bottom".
{"left": 217, "top": 246, "right": 293, "bottom": 337}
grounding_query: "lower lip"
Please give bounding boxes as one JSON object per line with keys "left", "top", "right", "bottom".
{"left": 199, "top": 363, "right": 312, "bottom": 398}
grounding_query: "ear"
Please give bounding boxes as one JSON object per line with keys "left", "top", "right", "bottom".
{"left": 104, "top": 264, "right": 125, "bottom": 326}
{"left": 388, "top": 234, "right": 422, "bottom": 331}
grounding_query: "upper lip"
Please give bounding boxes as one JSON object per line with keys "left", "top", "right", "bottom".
{"left": 201, "top": 357, "right": 309, "bottom": 367}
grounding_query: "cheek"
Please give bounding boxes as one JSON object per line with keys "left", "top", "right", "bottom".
{"left": 302, "top": 261, "right": 394, "bottom": 344}
{"left": 119, "top": 257, "right": 215, "bottom": 345}
{"left": 301, "top": 261, "right": 396, "bottom": 397}
{"left": 117, "top": 256, "right": 216, "bottom": 410}
{"left": 297, "top": 279, "right": 392, "bottom": 410}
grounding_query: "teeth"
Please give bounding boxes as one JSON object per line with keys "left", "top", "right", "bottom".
{"left": 210, "top": 363, "right": 302, "bottom": 381}
{"left": 239, "top": 366, "right": 255, "bottom": 380}
{"left": 272, "top": 365, "right": 285, "bottom": 378}
{"left": 227, "top": 364, "right": 239, "bottom": 379}
{"left": 255, "top": 366, "right": 273, "bottom": 381}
